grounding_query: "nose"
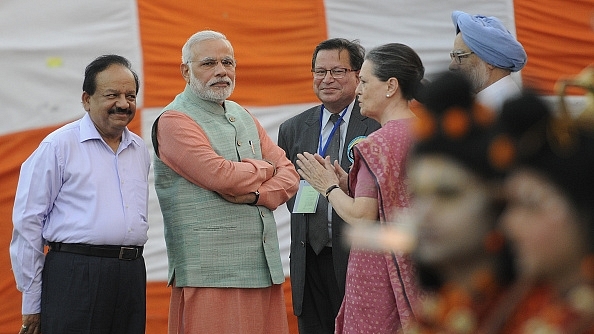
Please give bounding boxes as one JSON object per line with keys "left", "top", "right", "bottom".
{"left": 213, "top": 61, "right": 228, "bottom": 76}
{"left": 409, "top": 208, "right": 432, "bottom": 241}
{"left": 115, "top": 94, "right": 130, "bottom": 108}
{"left": 322, "top": 71, "right": 335, "bottom": 82}
{"left": 500, "top": 207, "right": 515, "bottom": 233}
{"left": 448, "top": 60, "right": 459, "bottom": 71}
{"left": 416, "top": 198, "right": 434, "bottom": 220}
{"left": 116, "top": 94, "right": 130, "bottom": 108}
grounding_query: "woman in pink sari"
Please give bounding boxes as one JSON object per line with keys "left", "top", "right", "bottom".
{"left": 297, "top": 43, "right": 425, "bottom": 333}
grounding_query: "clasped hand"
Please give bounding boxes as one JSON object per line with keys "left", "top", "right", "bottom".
{"left": 296, "top": 152, "right": 345, "bottom": 194}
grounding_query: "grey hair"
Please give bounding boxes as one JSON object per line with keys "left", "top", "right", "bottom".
{"left": 181, "top": 30, "right": 229, "bottom": 63}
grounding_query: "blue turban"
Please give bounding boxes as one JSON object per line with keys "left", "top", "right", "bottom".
{"left": 452, "top": 10, "right": 527, "bottom": 72}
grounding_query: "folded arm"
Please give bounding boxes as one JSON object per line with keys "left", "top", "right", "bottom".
{"left": 157, "top": 111, "right": 298, "bottom": 210}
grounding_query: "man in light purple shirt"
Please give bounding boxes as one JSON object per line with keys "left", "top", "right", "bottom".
{"left": 10, "top": 54, "right": 151, "bottom": 334}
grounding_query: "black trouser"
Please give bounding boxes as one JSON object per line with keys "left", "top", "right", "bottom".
{"left": 41, "top": 250, "right": 146, "bottom": 334}
{"left": 298, "top": 244, "right": 342, "bottom": 334}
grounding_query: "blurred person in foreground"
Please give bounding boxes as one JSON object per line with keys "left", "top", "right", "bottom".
{"left": 449, "top": 10, "right": 527, "bottom": 112}
{"left": 491, "top": 76, "right": 594, "bottom": 332}
{"left": 296, "top": 43, "right": 425, "bottom": 333}
{"left": 406, "top": 71, "right": 517, "bottom": 333}
{"left": 278, "top": 38, "right": 380, "bottom": 334}
{"left": 10, "top": 54, "right": 150, "bottom": 334}
{"left": 151, "top": 30, "right": 299, "bottom": 334}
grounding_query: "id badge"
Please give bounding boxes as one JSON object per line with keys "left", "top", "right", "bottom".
{"left": 292, "top": 180, "right": 320, "bottom": 213}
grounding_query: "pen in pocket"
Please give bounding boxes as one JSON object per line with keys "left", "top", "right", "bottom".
{"left": 249, "top": 140, "right": 255, "bottom": 154}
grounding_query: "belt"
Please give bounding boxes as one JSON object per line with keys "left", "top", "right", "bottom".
{"left": 48, "top": 242, "right": 143, "bottom": 260}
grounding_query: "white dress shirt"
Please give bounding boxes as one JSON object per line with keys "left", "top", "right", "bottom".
{"left": 477, "top": 75, "right": 522, "bottom": 112}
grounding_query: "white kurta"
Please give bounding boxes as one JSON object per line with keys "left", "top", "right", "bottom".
{"left": 477, "top": 75, "right": 522, "bottom": 112}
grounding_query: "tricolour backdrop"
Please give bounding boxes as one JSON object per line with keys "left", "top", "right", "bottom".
{"left": 1, "top": 0, "right": 593, "bottom": 333}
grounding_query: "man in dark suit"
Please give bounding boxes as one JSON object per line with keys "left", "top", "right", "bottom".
{"left": 278, "top": 38, "right": 380, "bottom": 334}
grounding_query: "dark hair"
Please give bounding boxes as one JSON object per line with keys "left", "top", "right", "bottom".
{"left": 365, "top": 43, "right": 425, "bottom": 101}
{"left": 311, "top": 38, "right": 365, "bottom": 71}
{"left": 82, "top": 54, "right": 139, "bottom": 95}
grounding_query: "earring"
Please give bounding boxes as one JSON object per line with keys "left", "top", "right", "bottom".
{"left": 386, "top": 94, "right": 390, "bottom": 98}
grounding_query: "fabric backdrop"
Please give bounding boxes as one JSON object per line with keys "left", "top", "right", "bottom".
{"left": 1, "top": 0, "right": 593, "bottom": 333}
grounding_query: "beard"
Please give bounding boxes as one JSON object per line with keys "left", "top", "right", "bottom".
{"left": 189, "top": 69, "right": 234, "bottom": 104}
{"left": 467, "top": 61, "right": 490, "bottom": 93}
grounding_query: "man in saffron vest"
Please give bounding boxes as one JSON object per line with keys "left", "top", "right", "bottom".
{"left": 152, "top": 30, "right": 300, "bottom": 334}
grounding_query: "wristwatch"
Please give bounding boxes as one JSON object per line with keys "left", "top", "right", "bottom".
{"left": 250, "top": 190, "right": 260, "bottom": 205}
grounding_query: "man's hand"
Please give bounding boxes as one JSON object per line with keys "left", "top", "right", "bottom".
{"left": 20, "top": 313, "right": 40, "bottom": 334}
{"left": 263, "top": 159, "right": 277, "bottom": 176}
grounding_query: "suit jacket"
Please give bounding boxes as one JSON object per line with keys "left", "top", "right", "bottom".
{"left": 278, "top": 101, "right": 381, "bottom": 316}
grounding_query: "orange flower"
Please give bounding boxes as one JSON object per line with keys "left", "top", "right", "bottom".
{"left": 412, "top": 106, "right": 436, "bottom": 141}
{"left": 472, "top": 103, "right": 495, "bottom": 127}
{"left": 442, "top": 107, "right": 469, "bottom": 139}
{"left": 489, "top": 134, "right": 515, "bottom": 170}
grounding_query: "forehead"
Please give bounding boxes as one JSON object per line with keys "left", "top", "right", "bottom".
{"left": 314, "top": 49, "right": 351, "bottom": 67}
{"left": 191, "top": 39, "right": 234, "bottom": 59}
{"left": 453, "top": 33, "right": 470, "bottom": 51}
{"left": 505, "top": 169, "right": 556, "bottom": 194}
{"left": 410, "top": 155, "right": 474, "bottom": 187}
{"left": 95, "top": 64, "right": 136, "bottom": 92}
{"left": 359, "top": 59, "right": 374, "bottom": 75}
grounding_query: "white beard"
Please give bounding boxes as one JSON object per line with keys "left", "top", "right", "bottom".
{"left": 189, "top": 69, "right": 234, "bottom": 104}
{"left": 469, "top": 61, "right": 490, "bottom": 93}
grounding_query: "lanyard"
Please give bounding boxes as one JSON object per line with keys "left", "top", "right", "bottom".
{"left": 318, "top": 105, "right": 347, "bottom": 157}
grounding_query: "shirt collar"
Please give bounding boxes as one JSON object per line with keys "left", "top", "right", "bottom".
{"left": 79, "top": 112, "right": 137, "bottom": 148}
{"left": 322, "top": 99, "right": 355, "bottom": 128}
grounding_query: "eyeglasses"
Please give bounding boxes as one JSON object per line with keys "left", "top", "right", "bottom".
{"left": 312, "top": 67, "right": 354, "bottom": 79}
{"left": 187, "top": 57, "right": 236, "bottom": 70}
{"left": 449, "top": 51, "right": 474, "bottom": 64}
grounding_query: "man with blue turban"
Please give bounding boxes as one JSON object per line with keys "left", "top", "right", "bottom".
{"left": 449, "top": 10, "right": 527, "bottom": 112}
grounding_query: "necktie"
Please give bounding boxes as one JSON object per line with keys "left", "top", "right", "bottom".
{"left": 327, "top": 113, "right": 341, "bottom": 163}
{"left": 308, "top": 113, "right": 341, "bottom": 254}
